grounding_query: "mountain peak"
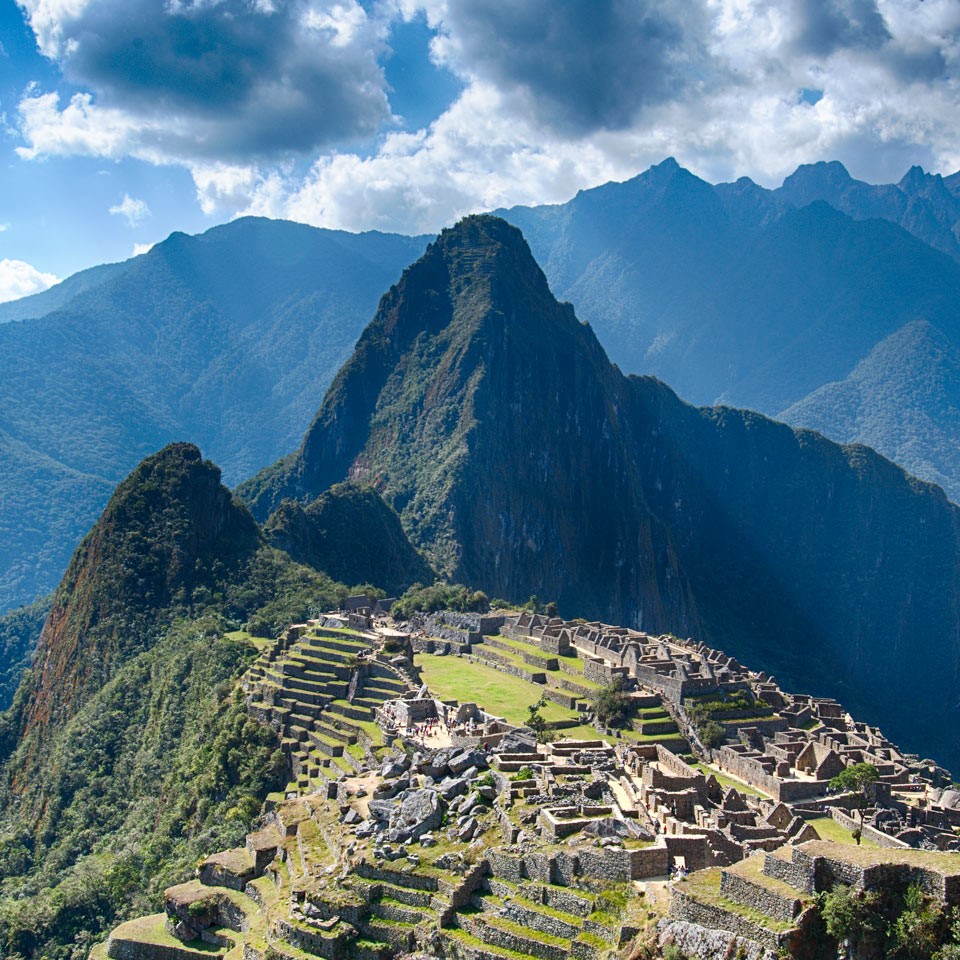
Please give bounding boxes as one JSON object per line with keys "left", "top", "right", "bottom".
{"left": 19, "top": 442, "right": 260, "bottom": 745}
{"left": 779, "top": 160, "right": 856, "bottom": 199}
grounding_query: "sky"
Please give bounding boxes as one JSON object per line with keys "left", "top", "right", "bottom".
{"left": 1, "top": 0, "right": 959, "bottom": 301}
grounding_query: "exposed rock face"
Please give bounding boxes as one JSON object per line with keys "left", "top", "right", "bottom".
{"left": 15, "top": 442, "right": 260, "bottom": 750}
{"left": 240, "top": 215, "right": 960, "bottom": 768}
{"left": 241, "top": 215, "right": 697, "bottom": 631}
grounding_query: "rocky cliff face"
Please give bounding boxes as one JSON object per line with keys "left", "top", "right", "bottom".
{"left": 242, "top": 216, "right": 699, "bottom": 630}
{"left": 241, "top": 215, "right": 960, "bottom": 768}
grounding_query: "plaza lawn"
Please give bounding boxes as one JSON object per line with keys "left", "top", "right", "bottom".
{"left": 416, "top": 655, "right": 576, "bottom": 726}
{"left": 806, "top": 817, "right": 878, "bottom": 848}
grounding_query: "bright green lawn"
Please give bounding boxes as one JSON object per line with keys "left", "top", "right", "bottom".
{"left": 416, "top": 655, "right": 576, "bottom": 725}
{"left": 806, "top": 816, "right": 878, "bottom": 848}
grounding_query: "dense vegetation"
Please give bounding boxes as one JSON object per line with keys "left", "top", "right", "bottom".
{"left": 0, "top": 620, "right": 281, "bottom": 960}
{"left": 0, "top": 443, "right": 358, "bottom": 959}
{"left": 391, "top": 581, "right": 490, "bottom": 620}
{"left": 0, "top": 596, "right": 49, "bottom": 711}
{"left": 263, "top": 483, "right": 434, "bottom": 596}
{"left": 0, "top": 219, "right": 425, "bottom": 615}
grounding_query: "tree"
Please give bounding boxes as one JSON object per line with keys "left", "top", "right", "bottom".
{"left": 593, "top": 677, "right": 633, "bottom": 728}
{"left": 892, "top": 884, "right": 949, "bottom": 960}
{"left": 830, "top": 762, "right": 880, "bottom": 844}
{"left": 526, "top": 695, "right": 550, "bottom": 742}
{"left": 819, "top": 884, "right": 883, "bottom": 960}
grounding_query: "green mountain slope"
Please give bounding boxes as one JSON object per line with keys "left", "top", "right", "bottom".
{"left": 0, "top": 443, "right": 355, "bottom": 959}
{"left": 241, "top": 215, "right": 960, "bottom": 770}
{"left": 263, "top": 482, "right": 434, "bottom": 596}
{"left": 0, "top": 219, "right": 426, "bottom": 615}
{"left": 781, "top": 320, "right": 960, "bottom": 496}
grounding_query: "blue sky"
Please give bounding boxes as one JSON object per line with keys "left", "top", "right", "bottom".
{"left": 1, "top": 0, "right": 959, "bottom": 300}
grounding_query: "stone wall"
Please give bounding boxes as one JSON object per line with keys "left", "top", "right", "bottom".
{"left": 719, "top": 872, "right": 801, "bottom": 923}
{"left": 668, "top": 888, "right": 786, "bottom": 951}
{"left": 657, "top": 918, "right": 778, "bottom": 960}
{"left": 830, "top": 807, "right": 911, "bottom": 850}
{"left": 763, "top": 853, "right": 815, "bottom": 894}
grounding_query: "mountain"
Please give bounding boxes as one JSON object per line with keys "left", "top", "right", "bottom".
{"left": 263, "top": 482, "right": 435, "bottom": 596}
{"left": 774, "top": 160, "right": 960, "bottom": 262}
{"left": 241, "top": 215, "right": 960, "bottom": 771}
{"left": 0, "top": 218, "right": 426, "bottom": 614}
{"left": 496, "top": 159, "right": 960, "bottom": 501}
{"left": 0, "top": 442, "right": 361, "bottom": 958}
{"left": 781, "top": 320, "right": 960, "bottom": 495}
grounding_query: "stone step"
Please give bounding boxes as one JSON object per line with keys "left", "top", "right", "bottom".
{"left": 309, "top": 722, "right": 357, "bottom": 746}
{"left": 348, "top": 877, "right": 436, "bottom": 908}
{"left": 472, "top": 893, "right": 582, "bottom": 940}
{"left": 327, "top": 699, "right": 375, "bottom": 722}
{"left": 369, "top": 897, "right": 433, "bottom": 926}
{"left": 362, "top": 919, "right": 417, "bottom": 952}
{"left": 443, "top": 926, "right": 544, "bottom": 960}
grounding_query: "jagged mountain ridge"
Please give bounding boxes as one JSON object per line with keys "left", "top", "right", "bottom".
{"left": 498, "top": 158, "right": 960, "bottom": 500}
{"left": 0, "top": 218, "right": 426, "bottom": 614}
{"left": 241, "top": 215, "right": 960, "bottom": 770}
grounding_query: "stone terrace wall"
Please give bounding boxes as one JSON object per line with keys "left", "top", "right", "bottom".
{"left": 830, "top": 808, "right": 910, "bottom": 850}
{"left": 669, "top": 889, "right": 786, "bottom": 951}
{"left": 719, "top": 872, "right": 801, "bottom": 923}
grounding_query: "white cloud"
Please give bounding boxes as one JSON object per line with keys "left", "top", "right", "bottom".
{"left": 132, "top": 241, "right": 154, "bottom": 256}
{"left": 109, "top": 194, "right": 151, "bottom": 226}
{"left": 0, "top": 259, "right": 60, "bottom": 303}
{"left": 12, "top": 0, "right": 960, "bottom": 236}
{"left": 16, "top": 0, "right": 391, "bottom": 163}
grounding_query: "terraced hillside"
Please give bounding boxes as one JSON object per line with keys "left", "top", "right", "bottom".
{"left": 244, "top": 620, "right": 415, "bottom": 797}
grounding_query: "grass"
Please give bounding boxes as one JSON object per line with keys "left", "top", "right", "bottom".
{"left": 691, "top": 762, "right": 771, "bottom": 798}
{"left": 802, "top": 839, "right": 960, "bottom": 871}
{"left": 415, "top": 654, "right": 577, "bottom": 725}
{"left": 108, "top": 914, "right": 225, "bottom": 954}
{"left": 681, "top": 868, "right": 796, "bottom": 933}
{"left": 803, "top": 819, "right": 876, "bottom": 849}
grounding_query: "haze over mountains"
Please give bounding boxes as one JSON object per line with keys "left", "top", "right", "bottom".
{"left": 0, "top": 221, "right": 425, "bottom": 613}
{"left": 499, "top": 158, "right": 960, "bottom": 499}
{"left": 3, "top": 157, "right": 960, "bottom": 620}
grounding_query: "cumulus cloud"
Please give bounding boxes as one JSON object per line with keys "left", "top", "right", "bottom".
{"left": 109, "top": 194, "right": 150, "bottom": 226}
{"left": 425, "top": 0, "right": 717, "bottom": 137}
{"left": 17, "top": 0, "right": 391, "bottom": 162}
{"left": 0, "top": 259, "right": 60, "bottom": 303}
{"left": 12, "top": 0, "right": 960, "bottom": 234}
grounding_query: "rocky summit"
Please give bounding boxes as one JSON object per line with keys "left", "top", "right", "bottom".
{"left": 241, "top": 215, "right": 960, "bottom": 771}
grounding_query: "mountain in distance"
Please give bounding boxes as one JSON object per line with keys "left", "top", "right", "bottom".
{"left": 497, "top": 158, "right": 960, "bottom": 501}
{"left": 0, "top": 218, "right": 426, "bottom": 614}
{"left": 782, "top": 320, "right": 960, "bottom": 496}
{"left": 241, "top": 214, "right": 960, "bottom": 772}
{"left": 774, "top": 159, "right": 960, "bottom": 262}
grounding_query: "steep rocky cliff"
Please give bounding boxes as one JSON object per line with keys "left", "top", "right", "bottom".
{"left": 241, "top": 216, "right": 960, "bottom": 768}
{"left": 242, "top": 216, "right": 698, "bottom": 630}
{"left": 15, "top": 442, "right": 260, "bottom": 749}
